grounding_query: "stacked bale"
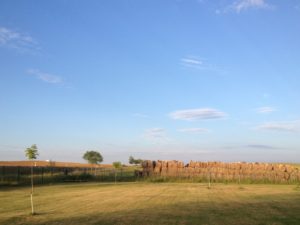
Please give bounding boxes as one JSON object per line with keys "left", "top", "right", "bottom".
{"left": 177, "top": 161, "right": 185, "bottom": 176}
{"left": 141, "top": 160, "right": 300, "bottom": 183}
{"left": 142, "top": 160, "right": 155, "bottom": 176}
{"left": 154, "top": 160, "right": 162, "bottom": 175}
{"left": 166, "top": 161, "right": 174, "bottom": 177}
{"left": 160, "top": 160, "right": 168, "bottom": 177}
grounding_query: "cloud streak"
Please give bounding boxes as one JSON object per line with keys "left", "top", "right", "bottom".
{"left": 232, "top": 0, "right": 271, "bottom": 13}
{"left": 217, "top": 0, "right": 273, "bottom": 14}
{"left": 27, "top": 69, "right": 63, "bottom": 84}
{"left": 180, "top": 56, "right": 225, "bottom": 73}
{"left": 246, "top": 144, "right": 278, "bottom": 149}
{"left": 256, "top": 106, "right": 276, "bottom": 114}
{"left": 170, "top": 108, "right": 226, "bottom": 121}
{"left": 0, "top": 26, "right": 38, "bottom": 52}
{"left": 144, "top": 128, "right": 167, "bottom": 139}
{"left": 256, "top": 120, "right": 300, "bottom": 133}
{"left": 181, "top": 57, "right": 203, "bottom": 67}
{"left": 177, "top": 128, "right": 209, "bottom": 133}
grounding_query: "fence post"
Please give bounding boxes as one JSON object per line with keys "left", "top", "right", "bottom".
{"left": 1, "top": 166, "right": 5, "bottom": 183}
{"left": 41, "top": 167, "right": 44, "bottom": 184}
{"left": 17, "top": 166, "right": 20, "bottom": 184}
{"left": 208, "top": 168, "right": 211, "bottom": 188}
{"left": 120, "top": 168, "right": 123, "bottom": 181}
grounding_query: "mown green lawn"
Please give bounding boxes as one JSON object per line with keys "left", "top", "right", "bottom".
{"left": 1, "top": 182, "right": 300, "bottom": 225}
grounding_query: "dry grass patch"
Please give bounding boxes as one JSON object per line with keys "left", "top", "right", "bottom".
{"left": 1, "top": 183, "right": 300, "bottom": 225}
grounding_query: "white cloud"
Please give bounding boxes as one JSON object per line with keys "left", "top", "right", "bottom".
{"left": 217, "top": 0, "right": 273, "bottom": 14}
{"left": 181, "top": 57, "right": 203, "bottom": 66}
{"left": 233, "top": 0, "right": 271, "bottom": 13}
{"left": 256, "top": 106, "right": 276, "bottom": 114}
{"left": 0, "top": 26, "right": 38, "bottom": 51}
{"left": 144, "top": 128, "right": 166, "bottom": 139}
{"left": 224, "top": 144, "right": 279, "bottom": 150}
{"left": 177, "top": 128, "right": 209, "bottom": 133}
{"left": 246, "top": 144, "right": 278, "bottom": 149}
{"left": 180, "top": 57, "right": 204, "bottom": 70}
{"left": 170, "top": 108, "right": 226, "bottom": 121}
{"left": 27, "top": 69, "right": 63, "bottom": 84}
{"left": 256, "top": 120, "right": 300, "bottom": 133}
{"left": 143, "top": 128, "right": 171, "bottom": 143}
{"left": 180, "top": 56, "right": 226, "bottom": 74}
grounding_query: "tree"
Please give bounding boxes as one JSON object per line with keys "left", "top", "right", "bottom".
{"left": 129, "top": 155, "right": 143, "bottom": 165}
{"left": 112, "top": 161, "right": 122, "bottom": 184}
{"left": 113, "top": 161, "right": 122, "bottom": 169}
{"left": 25, "top": 144, "right": 39, "bottom": 215}
{"left": 129, "top": 156, "right": 135, "bottom": 164}
{"left": 83, "top": 150, "right": 103, "bottom": 164}
{"left": 83, "top": 151, "right": 103, "bottom": 175}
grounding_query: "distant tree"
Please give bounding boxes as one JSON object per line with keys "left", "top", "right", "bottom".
{"left": 25, "top": 144, "right": 39, "bottom": 215}
{"left": 113, "top": 161, "right": 122, "bottom": 169}
{"left": 83, "top": 151, "right": 103, "bottom": 175}
{"left": 112, "top": 161, "right": 122, "bottom": 184}
{"left": 129, "top": 156, "right": 135, "bottom": 164}
{"left": 83, "top": 151, "right": 103, "bottom": 164}
{"left": 129, "top": 156, "right": 143, "bottom": 165}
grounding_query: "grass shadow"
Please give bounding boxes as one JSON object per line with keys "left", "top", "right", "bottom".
{"left": 2, "top": 188, "right": 300, "bottom": 225}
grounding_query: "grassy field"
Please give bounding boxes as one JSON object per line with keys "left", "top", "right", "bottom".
{"left": 1, "top": 183, "right": 300, "bottom": 225}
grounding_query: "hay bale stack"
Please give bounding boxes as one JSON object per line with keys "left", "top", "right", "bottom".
{"left": 142, "top": 160, "right": 155, "bottom": 176}
{"left": 154, "top": 160, "right": 163, "bottom": 175}
{"left": 189, "top": 161, "right": 196, "bottom": 168}
{"left": 160, "top": 160, "right": 168, "bottom": 176}
{"left": 178, "top": 161, "right": 184, "bottom": 168}
{"left": 195, "top": 162, "right": 201, "bottom": 168}
{"left": 141, "top": 159, "right": 299, "bottom": 183}
{"left": 167, "top": 160, "right": 179, "bottom": 177}
{"left": 178, "top": 161, "right": 184, "bottom": 175}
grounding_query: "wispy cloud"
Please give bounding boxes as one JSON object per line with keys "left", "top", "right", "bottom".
{"left": 256, "top": 106, "right": 276, "bottom": 114}
{"left": 223, "top": 144, "right": 279, "bottom": 150}
{"left": 143, "top": 128, "right": 169, "bottom": 142}
{"left": 177, "top": 128, "right": 210, "bottom": 133}
{"left": 232, "top": 0, "right": 272, "bottom": 12}
{"left": 27, "top": 69, "right": 63, "bottom": 84}
{"left": 246, "top": 144, "right": 278, "bottom": 149}
{"left": 217, "top": 0, "right": 273, "bottom": 14}
{"left": 144, "top": 128, "right": 165, "bottom": 138}
{"left": 180, "top": 56, "right": 225, "bottom": 73}
{"left": 181, "top": 57, "right": 203, "bottom": 68}
{"left": 170, "top": 108, "right": 226, "bottom": 121}
{"left": 256, "top": 120, "right": 300, "bottom": 133}
{"left": 0, "top": 26, "right": 38, "bottom": 52}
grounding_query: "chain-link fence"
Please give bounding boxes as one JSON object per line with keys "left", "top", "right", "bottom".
{"left": 0, "top": 166, "right": 139, "bottom": 185}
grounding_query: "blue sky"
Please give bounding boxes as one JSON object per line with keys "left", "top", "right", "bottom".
{"left": 0, "top": 0, "right": 299, "bottom": 163}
